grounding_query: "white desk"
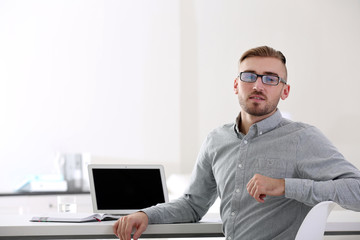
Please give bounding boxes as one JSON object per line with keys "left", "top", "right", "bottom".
{"left": 0, "top": 214, "right": 223, "bottom": 239}
{"left": 1, "top": 210, "right": 360, "bottom": 239}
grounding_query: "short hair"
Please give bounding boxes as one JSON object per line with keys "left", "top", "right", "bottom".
{"left": 239, "top": 46, "right": 287, "bottom": 79}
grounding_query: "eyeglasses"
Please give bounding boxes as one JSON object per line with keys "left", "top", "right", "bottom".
{"left": 238, "top": 72, "right": 287, "bottom": 86}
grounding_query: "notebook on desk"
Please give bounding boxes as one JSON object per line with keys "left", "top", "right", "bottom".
{"left": 88, "top": 164, "right": 169, "bottom": 215}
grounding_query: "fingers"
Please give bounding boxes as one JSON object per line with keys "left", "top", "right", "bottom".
{"left": 112, "top": 216, "right": 133, "bottom": 240}
{"left": 113, "top": 212, "right": 149, "bottom": 240}
{"left": 246, "top": 174, "right": 285, "bottom": 203}
{"left": 113, "top": 220, "right": 119, "bottom": 238}
{"left": 132, "top": 223, "right": 147, "bottom": 240}
{"left": 247, "top": 176, "right": 265, "bottom": 203}
{"left": 121, "top": 216, "right": 133, "bottom": 240}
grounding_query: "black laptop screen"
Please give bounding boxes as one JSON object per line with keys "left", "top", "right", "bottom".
{"left": 92, "top": 168, "right": 166, "bottom": 210}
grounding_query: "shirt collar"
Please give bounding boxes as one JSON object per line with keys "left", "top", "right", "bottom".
{"left": 234, "top": 109, "right": 284, "bottom": 138}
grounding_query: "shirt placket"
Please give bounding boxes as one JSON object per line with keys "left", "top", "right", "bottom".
{"left": 226, "top": 136, "right": 249, "bottom": 240}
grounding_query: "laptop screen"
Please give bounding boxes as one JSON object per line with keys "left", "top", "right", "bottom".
{"left": 88, "top": 164, "right": 169, "bottom": 214}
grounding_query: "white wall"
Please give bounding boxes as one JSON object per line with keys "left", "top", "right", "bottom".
{"left": 0, "top": 0, "right": 360, "bottom": 193}
{"left": 0, "top": 0, "right": 180, "bottom": 192}
{"left": 192, "top": 0, "right": 360, "bottom": 170}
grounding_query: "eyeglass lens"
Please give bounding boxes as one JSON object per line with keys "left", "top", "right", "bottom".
{"left": 240, "top": 72, "right": 279, "bottom": 86}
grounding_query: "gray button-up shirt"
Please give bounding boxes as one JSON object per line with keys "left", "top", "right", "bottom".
{"left": 143, "top": 110, "right": 360, "bottom": 239}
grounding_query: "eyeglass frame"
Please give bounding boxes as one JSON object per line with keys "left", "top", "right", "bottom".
{"left": 238, "top": 72, "right": 287, "bottom": 86}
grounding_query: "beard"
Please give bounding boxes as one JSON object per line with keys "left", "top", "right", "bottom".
{"left": 238, "top": 91, "right": 280, "bottom": 117}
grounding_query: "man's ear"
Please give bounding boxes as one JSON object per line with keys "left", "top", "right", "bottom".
{"left": 281, "top": 84, "right": 290, "bottom": 100}
{"left": 234, "top": 78, "right": 239, "bottom": 94}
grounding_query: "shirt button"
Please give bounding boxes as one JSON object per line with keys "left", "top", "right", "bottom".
{"left": 259, "top": 131, "right": 263, "bottom": 135}
{"left": 231, "top": 212, "right": 235, "bottom": 216}
{"left": 228, "top": 237, "right": 232, "bottom": 240}
{"left": 236, "top": 189, "right": 240, "bottom": 193}
{"left": 244, "top": 140, "right": 248, "bottom": 144}
{"left": 238, "top": 164, "right": 243, "bottom": 168}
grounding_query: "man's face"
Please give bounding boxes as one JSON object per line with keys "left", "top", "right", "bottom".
{"left": 234, "top": 56, "right": 290, "bottom": 117}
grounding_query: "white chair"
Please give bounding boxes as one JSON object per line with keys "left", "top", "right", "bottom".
{"left": 295, "top": 201, "right": 336, "bottom": 240}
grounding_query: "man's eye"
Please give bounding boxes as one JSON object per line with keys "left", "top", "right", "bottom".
{"left": 264, "top": 76, "right": 277, "bottom": 82}
{"left": 248, "top": 75, "right": 257, "bottom": 80}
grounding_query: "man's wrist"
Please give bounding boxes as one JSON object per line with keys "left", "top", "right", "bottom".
{"left": 279, "top": 178, "right": 285, "bottom": 195}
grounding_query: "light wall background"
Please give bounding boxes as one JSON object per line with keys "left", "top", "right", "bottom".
{"left": 0, "top": 0, "right": 359, "bottom": 193}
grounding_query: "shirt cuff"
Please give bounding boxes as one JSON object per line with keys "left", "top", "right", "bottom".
{"left": 284, "top": 178, "right": 312, "bottom": 201}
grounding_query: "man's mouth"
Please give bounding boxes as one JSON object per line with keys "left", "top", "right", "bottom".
{"left": 249, "top": 95, "right": 266, "bottom": 101}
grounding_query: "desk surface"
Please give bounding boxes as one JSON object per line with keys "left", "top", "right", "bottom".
{"left": 1, "top": 210, "right": 360, "bottom": 239}
{"left": 0, "top": 214, "right": 223, "bottom": 239}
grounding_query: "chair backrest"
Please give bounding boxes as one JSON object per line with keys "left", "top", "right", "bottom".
{"left": 295, "top": 201, "right": 336, "bottom": 240}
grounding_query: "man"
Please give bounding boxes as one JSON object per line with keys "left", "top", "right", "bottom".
{"left": 113, "top": 46, "right": 360, "bottom": 240}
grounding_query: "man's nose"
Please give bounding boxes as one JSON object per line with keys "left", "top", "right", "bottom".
{"left": 253, "top": 76, "right": 265, "bottom": 90}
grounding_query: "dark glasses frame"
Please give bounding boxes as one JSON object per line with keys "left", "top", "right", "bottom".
{"left": 238, "top": 72, "right": 287, "bottom": 86}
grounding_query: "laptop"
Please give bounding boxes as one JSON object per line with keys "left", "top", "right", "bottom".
{"left": 88, "top": 164, "right": 169, "bottom": 215}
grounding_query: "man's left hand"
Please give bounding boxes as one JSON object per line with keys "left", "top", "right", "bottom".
{"left": 246, "top": 174, "right": 285, "bottom": 203}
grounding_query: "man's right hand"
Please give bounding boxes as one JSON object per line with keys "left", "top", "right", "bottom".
{"left": 113, "top": 211, "right": 149, "bottom": 240}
